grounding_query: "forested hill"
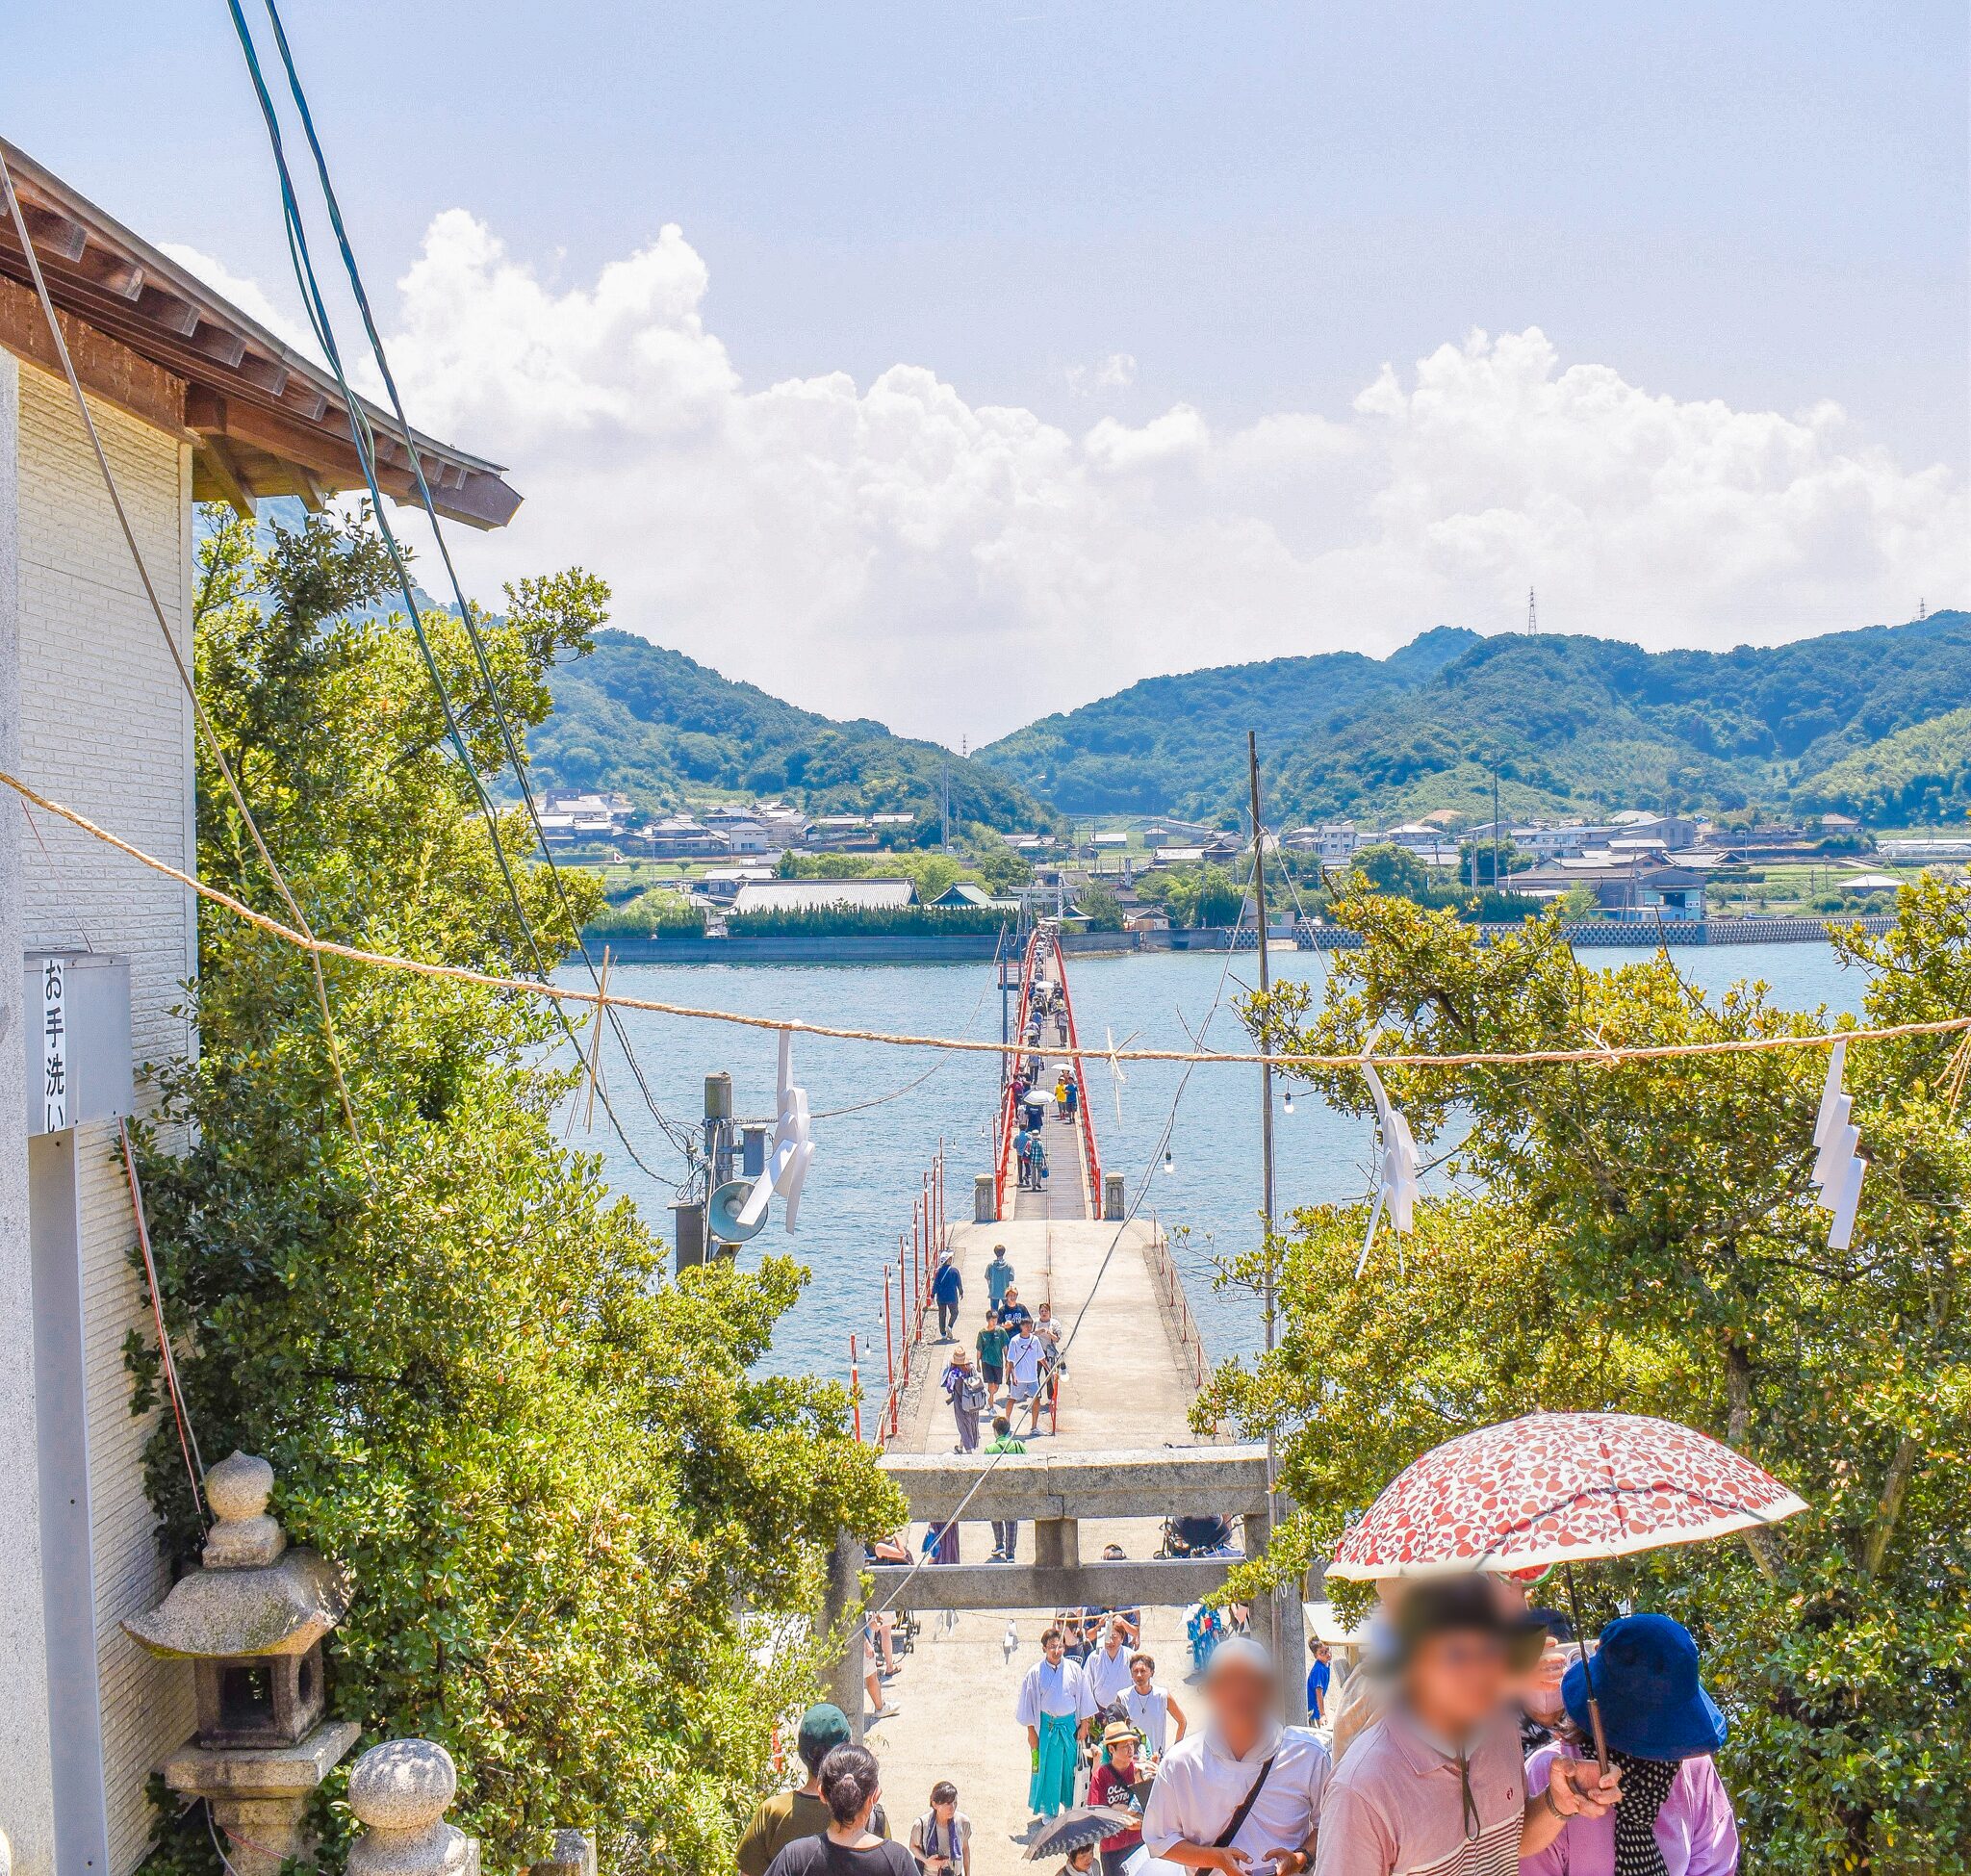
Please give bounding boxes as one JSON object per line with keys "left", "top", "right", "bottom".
{"left": 978, "top": 611, "right": 1971, "bottom": 825}
{"left": 532, "top": 630, "right": 1046, "bottom": 828}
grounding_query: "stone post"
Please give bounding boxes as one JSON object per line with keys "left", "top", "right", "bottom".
{"left": 821, "top": 1532, "right": 867, "bottom": 1742}
{"left": 529, "top": 1829, "right": 597, "bottom": 1876}
{"left": 346, "top": 1739, "right": 478, "bottom": 1876}
{"left": 1103, "top": 1172, "right": 1123, "bottom": 1221}
{"left": 1033, "top": 1518, "right": 1079, "bottom": 1569}
{"left": 974, "top": 1173, "right": 994, "bottom": 1223}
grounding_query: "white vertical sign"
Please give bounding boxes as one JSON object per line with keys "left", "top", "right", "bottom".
{"left": 42, "top": 955, "right": 68, "bottom": 1133}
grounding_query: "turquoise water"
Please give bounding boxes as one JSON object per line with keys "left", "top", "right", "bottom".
{"left": 560, "top": 942, "right": 1867, "bottom": 1383}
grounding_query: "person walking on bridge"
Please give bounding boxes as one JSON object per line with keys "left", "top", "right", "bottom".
{"left": 942, "top": 1346, "right": 987, "bottom": 1452}
{"left": 932, "top": 1250, "right": 963, "bottom": 1340}
{"left": 986, "top": 1244, "right": 1016, "bottom": 1312}
{"left": 984, "top": 1413, "right": 1025, "bottom": 1559}
{"left": 1017, "top": 1623, "right": 1099, "bottom": 1821}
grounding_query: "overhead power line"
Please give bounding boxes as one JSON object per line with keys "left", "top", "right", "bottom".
{"left": 220, "top": 0, "right": 694, "bottom": 1179}
{"left": 5, "top": 768, "right": 1930, "bottom": 1075}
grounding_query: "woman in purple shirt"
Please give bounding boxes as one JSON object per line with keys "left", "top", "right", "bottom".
{"left": 1521, "top": 1614, "right": 1739, "bottom": 1876}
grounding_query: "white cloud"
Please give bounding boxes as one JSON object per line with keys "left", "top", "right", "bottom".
{"left": 1065, "top": 350, "right": 1138, "bottom": 396}
{"left": 318, "top": 216, "right": 1965, "bottom": 744}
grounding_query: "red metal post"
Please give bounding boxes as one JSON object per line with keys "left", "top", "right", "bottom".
{"left": 883, "top": 1273, "right": 895, "bottom": 1396}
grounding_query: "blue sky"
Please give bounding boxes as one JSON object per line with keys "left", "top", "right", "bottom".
{"left": 10, "top": 3, "right": 1967, "bottom": 738}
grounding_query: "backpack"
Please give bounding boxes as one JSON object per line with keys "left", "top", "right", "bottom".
{"left": 958, "top": 1373, "right": 989, "bottom": 1414}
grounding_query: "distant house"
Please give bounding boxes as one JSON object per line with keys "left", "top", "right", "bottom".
{"left": 642, "top": 814, "right": 723, "bottom": 860}
{"left": 1090, "top": 831, "right": 1130, "bottom": 849}
{"left": 1508, "top": 858, "right": 1707, "bottom": 919}
{"left": 539, "top": 790, "right": 632, "bottom": 845}
{"left": 1124, "top": 909, "right": 1171, "bottom": 933}
{"left": 1284, "top": 824, "right": 1358, "bottom": 863}
{"left": 1820, "top": 813, "right": 1861, "bottom": 833}
{"left": 931, "top": 882, "right": 1017, "bottom": 911}
{"left": 698, "top": 866, "right": 780, "bottom": 902}
{"left": 730, "top": 877, "right": 918, "bottom": 915}
{"left": 808, "top": 815, "right": 880, "bottom": 852}
{"left": 1834, "top": 872, "right": 1902, "bottom": 893}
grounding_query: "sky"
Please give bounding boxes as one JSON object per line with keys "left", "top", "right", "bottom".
{"left": 10, "top": 2, "right": 1967, "bottom": 746}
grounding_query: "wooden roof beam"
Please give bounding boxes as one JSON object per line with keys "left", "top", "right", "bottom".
{"left": 18, "top": 202, "right": 86, "bottom": 264}
{"left": 193, "top": 433, "right": 257, "bottom": 522}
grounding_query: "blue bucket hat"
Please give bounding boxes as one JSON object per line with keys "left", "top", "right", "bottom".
{"left": 1564, "top": 1614, "right": 1727, "bottom": 1762}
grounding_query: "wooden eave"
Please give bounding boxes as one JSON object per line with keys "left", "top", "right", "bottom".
{"left": 0, "top": 139, "right": 520, "bottom": 530}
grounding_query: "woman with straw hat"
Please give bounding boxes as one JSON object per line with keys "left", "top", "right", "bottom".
{"left": 1086, "top": 1721, "right": 1145, "bottom": 1874}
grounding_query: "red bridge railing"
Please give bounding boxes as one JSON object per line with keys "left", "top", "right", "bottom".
{"left": 991, "top": 926, "right": 1104, "bottom": 1221}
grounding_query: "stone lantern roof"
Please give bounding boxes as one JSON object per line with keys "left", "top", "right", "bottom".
{"left": 123, "top": 1451, "right": 350, "bottom": 1659}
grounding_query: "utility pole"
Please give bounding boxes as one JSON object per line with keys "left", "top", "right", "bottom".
{"left": 940, "top": 757, "right": 951, "bottom": 854}
{"left": 1246, "top": 730, "right": 1289, "bottom": 1711}
{"left": 1491, "top": 760, "right": 1502, "bottom": 891}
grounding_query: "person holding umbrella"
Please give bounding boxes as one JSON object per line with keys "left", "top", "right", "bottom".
{"left": 1314, "top": 1576, "right": 1621, "bottom": 1876}
{"left": 1087, "top": 1721, "right": 1147, "bottom": 1874}
{"left": 1520, "top": 1615, "right": 1740, "bottom": 1876}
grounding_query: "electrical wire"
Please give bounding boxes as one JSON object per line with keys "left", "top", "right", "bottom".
{"left": 218, "top": 0, "right": 689, "bottom": 1183}
{"left": 864, "top": 875, "right": 1258, "bottom": 1620}
{"left": 3, "top": 764, "right": 1940, "bottom": 1073}
{"left": 0, "top": 142, "right": 366, "bottom": 1147}
{"left": 812, "top": 960, "right": 997, "bottom": 1119}
{"left": 246, "top": 0, "right": 698, "bottom": 1171}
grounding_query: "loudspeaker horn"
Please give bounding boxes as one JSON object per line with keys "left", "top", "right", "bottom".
{"left": 707, "top": 1177, "right": 768, "bottom": 1243}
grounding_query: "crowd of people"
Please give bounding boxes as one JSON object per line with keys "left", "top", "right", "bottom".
{"left": 1008, "top": 974, "right": 1085, "bottom": 1195}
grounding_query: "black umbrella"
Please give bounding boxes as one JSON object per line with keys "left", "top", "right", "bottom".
{"left": 1022, "top": 1806, "right": 1135, "bottom": 1862}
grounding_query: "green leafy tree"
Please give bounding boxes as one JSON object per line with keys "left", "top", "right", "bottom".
{"left": 1077, "top": 882, "right": 1126, "bottom": 931}
{"left": 1209, "top": 881, "right": 1971, "bottom": 1873}
{"left": 1189, "top": 863, "right": 1246, "bottom": 928}
{"left": 131, "top": 511, "right": 900, "bottom": 1873}
{"left": 1351, "top": 841, "right": 1432, "bottom": 898}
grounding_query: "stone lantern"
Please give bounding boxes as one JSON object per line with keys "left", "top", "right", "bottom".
{"left": 123, "top": 1452, "right": 358, "bottom": 1876}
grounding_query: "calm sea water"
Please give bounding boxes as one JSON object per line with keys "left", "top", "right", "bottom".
{"left": 558, "top": 942, "right": 1865, "bottom": 1382}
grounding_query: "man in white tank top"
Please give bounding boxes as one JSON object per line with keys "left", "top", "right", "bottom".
{"left": 1122, "top": 1650, "right": 1189, "bottom": 1760}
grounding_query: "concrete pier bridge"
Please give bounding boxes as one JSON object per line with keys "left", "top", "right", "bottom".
{"left": 832, "top": 925, "right": 1308, "bottom": 1870}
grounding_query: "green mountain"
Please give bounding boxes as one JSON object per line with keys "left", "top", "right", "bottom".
{"left": 978, "top": 611, "right": 1971, "bottom": 826}
{"left": 532, "top": 630, "right": 1046, "bottom": 830}
{"left": 1794, "top": 707, "right": 1971, "bottom": 825}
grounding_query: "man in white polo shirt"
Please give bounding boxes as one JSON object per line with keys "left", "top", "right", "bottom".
{"left": 1086, "top": 1613, "right": 1139, "bottom": 1710}
{"left": 1141, "top": 1637, "right": 1330, "bottom": 1873}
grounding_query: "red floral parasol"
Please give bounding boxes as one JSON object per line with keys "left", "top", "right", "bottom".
{"left": 1326, "top": 1410, "right": 1808, "bottom": 1580}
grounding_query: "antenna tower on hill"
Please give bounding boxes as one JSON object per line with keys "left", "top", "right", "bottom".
{"left": 1527, "top": 586, "right": 1539, "bottom": 634}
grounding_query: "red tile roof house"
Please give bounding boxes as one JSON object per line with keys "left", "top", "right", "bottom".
{"left": 0, "top": 140, "right": 519, "bottom": 1876}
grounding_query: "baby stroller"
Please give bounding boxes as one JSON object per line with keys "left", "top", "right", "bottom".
{"left": 1159, "top": 1513, "right": 1237, "bottom": 1559}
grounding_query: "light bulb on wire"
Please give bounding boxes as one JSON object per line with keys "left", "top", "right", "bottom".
{"left": 1282, "top": 1089, "right": 1295, "bottom": 1115}
{"left": 1162, "top": 1144, "right": 1175, "bottom": 1176}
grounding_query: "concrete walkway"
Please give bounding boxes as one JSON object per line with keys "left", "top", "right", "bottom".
{"left": 862, "top": 1214, "right": 1203, "bottom": 1872}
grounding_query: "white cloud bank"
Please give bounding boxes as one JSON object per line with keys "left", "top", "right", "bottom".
{"left": 190, "top": 215, "right": 1971, "bottom": 745}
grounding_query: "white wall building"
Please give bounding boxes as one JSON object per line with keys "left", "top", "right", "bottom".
{"left": 0, "top": 141, "right": 519, "bottom": 1876}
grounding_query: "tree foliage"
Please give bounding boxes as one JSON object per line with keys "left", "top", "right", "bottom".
{"left": 130, "top": 511, "right": 901, "bottom": 1873}
{"left": 1206, "top": 881, "right": 1971, "bottom": 1872}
